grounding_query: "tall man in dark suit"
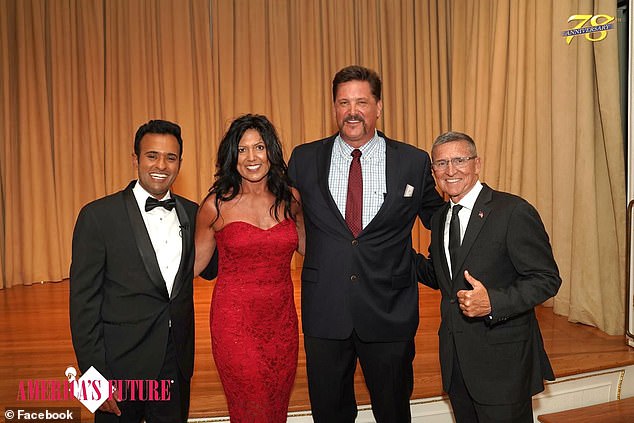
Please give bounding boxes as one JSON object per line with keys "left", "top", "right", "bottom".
{"left": 419, "top": 131, "right": 561, "bottom": 422}
{"left": 70, "top": 120, "right": 197, "bottom": 423}
{"left": 288, "top": 65, "right": 444, "bottom": 422}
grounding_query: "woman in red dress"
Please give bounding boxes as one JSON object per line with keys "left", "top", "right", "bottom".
{"left": 194, "top": 114, "right": 304, "bottom": 422}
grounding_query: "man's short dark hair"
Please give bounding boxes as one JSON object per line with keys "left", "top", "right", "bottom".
{"left": 332, "top": 65, "right": 382, "bottom": 102}
{"left": 432, "top": 131, "right": 478, "bottom": 157}
{"left": 134, "top": 119, "right": 183, "bottom": 158}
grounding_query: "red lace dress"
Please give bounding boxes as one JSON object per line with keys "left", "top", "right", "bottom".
{"left": 211, "top": 219, "right": 299, "bottom": 422}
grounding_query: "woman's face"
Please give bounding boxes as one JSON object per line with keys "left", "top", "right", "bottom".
{"left": 236, "top": 129, "right": 270, "bottom": 183}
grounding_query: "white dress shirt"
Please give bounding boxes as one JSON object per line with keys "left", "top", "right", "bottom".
{"left": 132, "top": 181, "right": 182, "bottom": 296}
{"left": 328, "top": 132, "right": 387, "bottom": 230}
{"left": 443, "top": 180, "right": 483, "bottom": 278}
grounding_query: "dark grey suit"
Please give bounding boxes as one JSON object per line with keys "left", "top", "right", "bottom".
{"left": 420, "top": 184, "right": 561, "bottom": 419}
{"left": 289, "top": 132, "right": 444, "bottom": 422}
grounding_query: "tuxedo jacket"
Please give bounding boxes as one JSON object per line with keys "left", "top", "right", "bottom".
{"left": 288, "top": 132, "right": 444, "bottom": 342}
{"left": 70, "top": 181, "right": 197, "bottom": 381}
{"left": 420, "top": 184, "right": 561, "bottom": 405}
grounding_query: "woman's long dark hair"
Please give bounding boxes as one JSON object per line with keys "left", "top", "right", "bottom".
{"left": 208, "top": 114, "right": 293, "bottom": 223}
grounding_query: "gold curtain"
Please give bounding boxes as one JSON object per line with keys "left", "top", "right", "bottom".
{"left": 447, "top": 0, "right": 625, "bottom": 334}
{"left": 0, "top": 0, "right": 626, "bottom": 335}
{"left": 209, "top": 0, "right": 449, "bottom": 252}
{"left": 0, "top": 0, "right": 106, "bottom": 287}
{"left": 103, "top": 0, "right": 217, "bottom": 200}
{"left": 550, "top": 0, "right": 625, "bottom": 335}
{"left": 0, "top": 0, "right": 216, "bottom": 288}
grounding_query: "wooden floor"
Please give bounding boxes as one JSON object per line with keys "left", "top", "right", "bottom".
{"left": 2, "top": 273, "right": 634, "bottom": 422}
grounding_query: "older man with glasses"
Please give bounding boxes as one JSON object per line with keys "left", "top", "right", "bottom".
{"left": 417, "top": 131, "right": 561, "bottom": 423}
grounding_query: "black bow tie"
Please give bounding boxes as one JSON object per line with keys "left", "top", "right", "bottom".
{"left": 145, "top": 197, "right": 176, "bottom": 212}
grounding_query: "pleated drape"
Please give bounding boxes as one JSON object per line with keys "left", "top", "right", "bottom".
{"left": 0, "top": 0, "right": 626, "bottom": 334}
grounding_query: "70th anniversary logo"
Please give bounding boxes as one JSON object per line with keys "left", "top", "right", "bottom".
{"left": 562, "top": 14, "right": 615, "bottom": 44}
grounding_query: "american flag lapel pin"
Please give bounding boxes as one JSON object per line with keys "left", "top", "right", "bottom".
{"left": 478, "top": 210, "right": 484, "bottom": 219}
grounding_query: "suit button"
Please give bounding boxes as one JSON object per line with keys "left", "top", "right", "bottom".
{"left": 350, "top": 275, "right": 358, "bottom": 282}
{"left": 351, "top": 239, "right": 359, "bottom": 246}
{"left": 450, "top": 298, "right": 456, "bottom": 304}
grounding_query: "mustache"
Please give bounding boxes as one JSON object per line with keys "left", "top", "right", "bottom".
{"left": 344, "top": 114, "right": 365, "bottom": 123}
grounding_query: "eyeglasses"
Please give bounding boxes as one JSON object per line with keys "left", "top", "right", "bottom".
{"left": 431, "top": 156, "right": 477, "bottom": 170}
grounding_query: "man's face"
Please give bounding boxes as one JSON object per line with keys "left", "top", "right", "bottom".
{"left": 432, "top": 140, "right": 481, "bottom": 203}
{"left": 333, "top": 80, "right": 382, "bottom": 148}
{"left": 133, "top": 133, "right": 181, "bottom": 199}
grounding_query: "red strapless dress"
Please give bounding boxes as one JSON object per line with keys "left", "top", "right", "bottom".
{"left": 211, "top": 218, "right": 299, "bottom": 422}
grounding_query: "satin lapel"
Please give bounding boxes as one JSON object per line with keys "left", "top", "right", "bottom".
{"left": 362, "top": 138, "right": 401, "bottom": 234}
{"left": 433, "top": 203, "right": 452, "bottom": 289}
{"left": 170, "top": 197, "right": 192, "bottom": 300}
{"left": 122, "top": 186, "right": 169, "bottom": 299}
{"left": 452, "top": 185, "right": 493, "bottom": 279}
{"left": 316, "top": 135, "right": 349, "bottom": 232}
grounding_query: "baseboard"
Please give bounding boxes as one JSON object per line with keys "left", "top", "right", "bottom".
{"left": 188, "top": 364, "right": 634, "bottom": 422}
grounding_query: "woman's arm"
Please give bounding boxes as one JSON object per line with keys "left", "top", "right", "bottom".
{"left": 194, "top": 194, "right": 219, "bottom": 277}
{"left": 291, "top": 187, "right": 305, "bottom": 255}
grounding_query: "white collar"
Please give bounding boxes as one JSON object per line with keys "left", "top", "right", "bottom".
{"left": 450, "top": 180, "right": 483, "bottom": 211}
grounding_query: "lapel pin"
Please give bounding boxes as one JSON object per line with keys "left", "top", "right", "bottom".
{"left": 478, "top": 211, "right": 484, "bottom": 219}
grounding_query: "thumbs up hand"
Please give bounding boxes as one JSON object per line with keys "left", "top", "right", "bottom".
{"left": 456, "top": 270, "right": 491, "bottom": 318}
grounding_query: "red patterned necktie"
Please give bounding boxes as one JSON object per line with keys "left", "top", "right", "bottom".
{"left": 345, "top": 149, "right": 363, "bottom": 237}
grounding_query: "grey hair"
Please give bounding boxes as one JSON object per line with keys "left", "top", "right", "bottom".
{"left": 432, "top": 131, "right": 477, "bottom": 157}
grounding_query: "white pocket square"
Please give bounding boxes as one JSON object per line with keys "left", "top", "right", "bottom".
{"left": 404, "top": 184, "right": 414, "bottom": 197}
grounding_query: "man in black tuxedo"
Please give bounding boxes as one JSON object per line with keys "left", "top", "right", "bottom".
{"left": 419, "top": 131, "right": 561, "bottom": 422}
{"left": 70, "top": 120, "right": 197, "bottom": 423}
{"left": 288, "top": 65, "right": 444, "bottom": 422}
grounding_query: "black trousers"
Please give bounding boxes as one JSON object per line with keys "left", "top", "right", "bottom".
{"left": 448, "top": 348, "right": 533, "bottom": 423}
{"left": 95, "top": 336, "right": 190, "bottom": 423}
{"left": 304, "top": 331, "right": 415, "bottom": 423}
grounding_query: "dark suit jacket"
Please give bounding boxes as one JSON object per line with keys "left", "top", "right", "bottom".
{"left": 288, "top": 132, "right": 444, "bottom": 342}
{"left": 419, "top": 184, "right": 561, "bottom": 405}
{"left": 70, "top": 181, "right": 197, "bottom": 381}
